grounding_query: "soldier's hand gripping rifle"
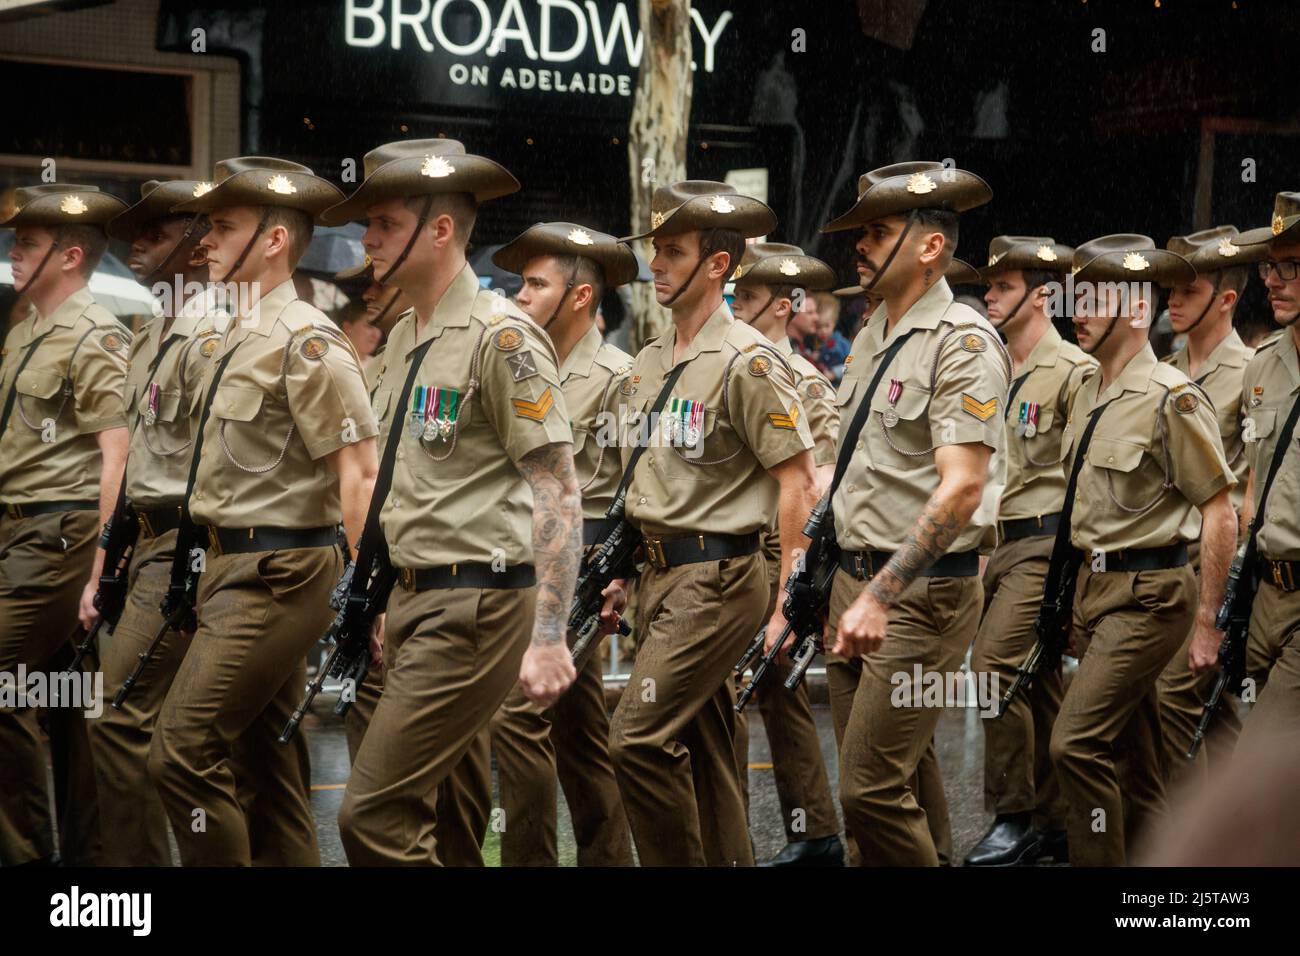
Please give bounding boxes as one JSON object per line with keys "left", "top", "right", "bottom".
{"left": 67, "top": 491, "right": 140, "bottom": 673}
{"left": 567, "top": 493, "right": 636, "bottom": 666}
{"left": 734, "top": 492, "right": 840, "bottom": 712}
{"left": 1187, "top": 538, "right": 1253, "bottom": 759}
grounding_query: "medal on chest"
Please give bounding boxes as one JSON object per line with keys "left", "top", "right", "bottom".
{"left": 882, "top": 379, "right": 903, "bottom": 428}
{"left": 1016, "top": 400, "right": 1040, "bottom": 438}
{"left": 145, "top": 382, "right": 160, "bottom": 427}
{"left": 413, "top": 385, "right": 460, "bottom": 442}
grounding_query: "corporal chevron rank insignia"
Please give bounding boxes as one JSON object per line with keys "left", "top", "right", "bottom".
{"left": 512, "top": 387, "right": 554, "bottom": 421}
{"left": 768, "top": 402, "right": 800, "bottom": 430}
{"left": 961, "top": 394, "right": 998, "bottom": 421}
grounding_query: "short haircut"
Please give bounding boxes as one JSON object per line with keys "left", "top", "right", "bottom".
{"left": 766, "top": 281, "right": 799, "bottom": 303}
{"left": 550, "top": 254, "right": 606, "bottom": 318}
{"left": 698, "top": 227, "right": 745, "bottom": 286}
{"left": 263, "top": 206, "right": 314, "bottom": 269}
{"left": 55, "top": 224, "right": 108, "bottom": 276}
{"left": 1020, "top": 268, "right": 1058, "bottom": 294}
{"left": 915, "top": 207, "right": 960, "bottom": 248}
{"left": 406, "top": 191, "right": 478, "bottom": 250}
{"left": 1211, "top": 265, "right": 1250, "bottom": 296}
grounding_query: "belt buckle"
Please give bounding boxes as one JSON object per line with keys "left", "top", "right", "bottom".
{"left": 645, "top": 537, "right": 668, "bottom": 570}
{"left": 206, "top": 526, "right": 223, "bottom": 557}
{"left": 400, "top": 567, "right": 415, "bottom": 590}
{"left": 853, "top": 553, "right": 867, "bottom": 580}
{"left": 138, "top": 511, "right": 156, "bottom": 539}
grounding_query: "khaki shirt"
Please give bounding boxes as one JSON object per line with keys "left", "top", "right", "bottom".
{"left": 831, "top": 280, "right": 1010, "bottom": 553}
{"left": 123, "top": 292, "right": 222, "bottom": 507}
{"left": 0, "top": 287, "right": 129, "bottom": 505}
{"left": 376, "top": 266, "right": 573, "bottom": 567}
{"left": 1162, "top": 329, "right": 1253, "bottom": 510}
{"left": 620, "top": 301, "right": 814, "bottom": 538}
{"left": 1062, "top": 343, "right": 1234, "bottom": 552}
{"left": 561, "top": 324, "right": 633, "bottom": 520}
{"left": 777, "top": 337, "right": 839, "bottom": 466}
{"left": 189, "top": 279, "right": 378, "bottom": 529}
{"left": 1240, "top": 329, "right": 1300, "bottom": 559}
{"left": 999, "top": 324, "right": 1096, "bottom": 523}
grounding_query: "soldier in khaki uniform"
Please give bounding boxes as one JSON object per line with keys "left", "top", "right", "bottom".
{"left": 965, "top": 236, "right": 1093, "bottom": 866}
{"left": 604, "top": 181, "right": 818, "bottom": 867}
{"left": 1227, "top": 193, "right": 1300, "bottom": 752}
{"left": 145, "top": 158, "right": 379, "bottom": 866}
{"left": 1049, "top": 235, "right": 1237, "bottom": 866}
{"left": 0, "top": 184, "right": 129, "bottom": 866}
{"left": 84, "top": 180, "right": 222, "bottom": 866}
{"left": 728, "top": 242, "right": 843, "bottom": 866}
{"left": 483, "top": 221, "right": 637, "bottom": 867}
{"left": 1155, "top": 226, "right": 1262, "bottom": 784}
{"left": 324, "top": 140, "right": 583, "bottom": 866}
{"left": 817, "top": 162, "right": 1010, "bottom": 866}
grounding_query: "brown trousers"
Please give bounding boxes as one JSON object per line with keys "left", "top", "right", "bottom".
{"left": 87, "top": 528, "right": 190, "bottom": 866}
{"left": 1239, "top": 577, "right": 1300, "bottom": 750}
{"left": 1050, "top": 564, "right": 1193, "bottom": 866}
{"left": 338, "top": 583, "right": 532, "bottom": 865}
{"left": 148, "top": 544, "right": 340, "bottom": 866}
{"left": 0, "top": 509, "right": 104, "bottom": 866}
{"left": 734, "top": 559, "right": 839, "bottom": 842}
{"left": 608, "top": 552, "right": 767, "bottom": 866}
{"left": 825, "top": 567, "right": 976, "bottom": 866}
{"left": 972, "top": 534, "right": 1066, "bottom": 826}
{"left": 1156, "top": 544, "right": 1241, "bottom": 787}
{"left": 490, "top": 638, "right": 633, "bottom": 866}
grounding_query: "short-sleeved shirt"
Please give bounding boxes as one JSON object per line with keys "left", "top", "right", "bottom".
{"left": 831, "top": 279, "right": 1011, "bottom": 553}
{"left": 619, "top": 301, "right": 814, "bottom": 538}
{"left": 377, "top": 265, "right": 573, "bottom": 568}
{"left": 189, "top": 279, "right": 378, "bottom": 529}
{"left": 999, "top": 324, "right": 1096, "bottom": 524}
{"left": 560, "top": 324, "right": 632, "bottom": 520}
{"left": 1240, "top": 328, "right": 1300, "bottom": 560}
{"left": 1062, "top": 343, "right": 1235, "bottom": 553}
{"left": 123, "top": 293, "right": 222, "bottom": 507}
{"left": 0, "top": 286, "right": 129, "bottom": 505}
{"left": 1162, "top": 328, "right": 1253, "bottom": 511}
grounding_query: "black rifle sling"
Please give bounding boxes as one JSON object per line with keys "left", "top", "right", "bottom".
{"left": 0, "top": 331, "right": 53, "bottom": 441}
{"left": 1249, "top": 390, "right": 1300, "bottom": 534}
{"left": 1006, "top": 369, "right": 1033, "bottom": 414}
{"left": 607, "top": 361, "right": 689, "bottom": 508}
{"left": 1043, "top": 397, "right": 1117, "bottom": 589}
{"left": 828, "top": 329, "right": 921, "bottom": 498}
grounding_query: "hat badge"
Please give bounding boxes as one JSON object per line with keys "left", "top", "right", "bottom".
{"left": 709, "top": 195, "right": 735, "bottom": 214}
{"left": 1036, "top": 245, "right": 1058, "bottom": 262}
{"left": 987, "top": 251, "right": 1002, "bottom": 266}
{"left": 778, "top": 258, "right": 800, "bottom": 277}
{"left": 420, "top": 155, "right": 455, "bottom": 178}
{"left": 60, "top": 195, "right": 88, "bottom": 216}
{"left": 193, "top": 182, "right": 214, "bottom": 198}
{"left": 650, "top": 210, "right": 666, "bottom": 230}
{"left": 566, "top": 228, "right": 594, "bottom": 246}
{"left": 266, "top": 174, "right": 297, "bottom": 195}
{"left": 1122, "top": 252, "right": 1149, "bottom": 272}
{"left": 1217, "top": 237, "right": 1238, "bottom": 258}
{"left": 1273, "top": 213, "right": 1286, "bottom": 236}
{"left": 730, "top": 265, "right": 744, "bottom": 280}
{"left": 906, "top": 171, "right": 937, "bottom": 195}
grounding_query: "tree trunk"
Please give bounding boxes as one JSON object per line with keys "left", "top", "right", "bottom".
{"left": 626, "top": 0, "right": 693, "bottom": 352}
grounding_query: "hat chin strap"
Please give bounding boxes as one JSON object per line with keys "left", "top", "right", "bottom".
{"left": 660, "top": 237, "right": 717, "bottom": 308}
{"left": 991, "top": 284, "right": 1033, "bottom": 331}
{"left": 218, "top": 208, "right": 271, "bottom": 284}
{"left": 377, "top": 194, "right": 434, "bottom": 288}
{"left": 13, "top": 240, "right": 61, "bottom": 296}
{"left": 145, "top": 214, "right": 206, "bottom": 291}
{"left": 1181, "top": 275, "right": 1222, "bottom": 334}
{"left": 743, "top": 291, "right": 779, "bottom": 328}
{"left": 1084, "top": 311, "right": 1121, "bottom": 356}
{"left": 541, "top": 259, "right": 582, "bottom": 332}
{"left": 862, "top": 209, "right": 918, "bottom": 293}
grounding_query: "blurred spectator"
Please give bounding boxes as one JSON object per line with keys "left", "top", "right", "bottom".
{"left": 790, "top": 290, "right": 850, "bottom": 383}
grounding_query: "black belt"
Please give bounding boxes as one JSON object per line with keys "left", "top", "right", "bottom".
{"left": 2, "top": 499, "right": 98, "bottom": 520}
{"left": 582, "top": 518, "right": 607, "bottom": 548}
{"left": 1258, "top": 556, "right": 1300, "bottom": 592}
{"left": 999, "top": 513, "right": 1061, "bottom": 542}
{"left": 839, "top": 548, "right": 980, "bottom": 581}
{"left": 205, "top": 525, "right": 339, "bottom": 557}
{"left": 395, "top": 562, "right": 536, "bottom": 591}
{"left": 1089, "top": 543, "right": 1189, "bottom": 573}
{"left": 136, "top": 504, "right": 184, "bottom": 539}
{"left": 642, "top": 531, "right": 760, "bottom": 570}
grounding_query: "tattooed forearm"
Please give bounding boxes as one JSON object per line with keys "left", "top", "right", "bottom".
{"left": 867, "top": 493, "right": 965, "bottom": 607}
{"left": 517, "top": 441, "right": 583, "bottom": 645}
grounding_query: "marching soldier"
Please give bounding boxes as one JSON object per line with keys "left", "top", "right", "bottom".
{"left": 485, "top": 221, "right": 637, "bottom": 867}
{"left": 324, "top": 139, "right": 583, "bottom": 866}
{"left": 1155, "top": 226, "right": 1261, "bottom": 783}
{"left": 145, "top": 158, "right": 379, "bottom": 866}
{"left": 0, "top": 184, "right": 128, "bottom": 867}
{"left": 728, "top": 241, "right": 844, "bottom": 867}
{"left": 605, "top": 181, "right": 819, "bottom": 867}
{"left": 818, "top": 162, "right": 1010, "bottom": 866}
{"left": 965, "top": 235, "right": 1091, "bottom": 866}
{"left": 1229, "top": 193, "right": 1300, "bottom": 750}
{"left": 86, "top": 180, "right": 221, "bottom": 865}
{"left": 1049, "top": 234, "right": 1237, "bottom": 866}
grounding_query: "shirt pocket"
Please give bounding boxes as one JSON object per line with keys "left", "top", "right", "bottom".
{"left": 658, "top": 405, "right": 729, "bottom": 481}
{"left": 405, "top": 387, "right": 476, "bottom": 479}
{"left": 137, "top": 387, "right": 182, "bottom": 424}
{"left": 1022, "top": 406, "right": 1069, "bottom": 466}
{"left": 867, "top": 378, "right": 932, "bottom": 461}
{"left": 1088, "top": 436, "right": 1157, "bottom": 512}
{"left": 16, "top": 366, "right": 66, "bottom": 415}
{"left": 1244, "top": 406, "right": 1275, "bottom": 445}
